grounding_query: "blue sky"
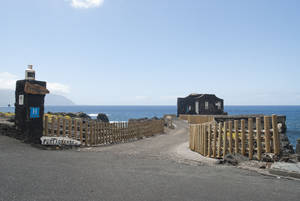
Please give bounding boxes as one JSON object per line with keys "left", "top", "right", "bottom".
{"left": 0, "top": 0, "right": 299, "bottom": 105}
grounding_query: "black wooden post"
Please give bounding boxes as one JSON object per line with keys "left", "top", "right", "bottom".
{"left": 15, "top": 65, "right": 49, "bottom": 143}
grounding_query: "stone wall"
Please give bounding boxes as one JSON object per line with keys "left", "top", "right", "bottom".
{"left": 0, "top": 118, "right": 22, "bottom": 140}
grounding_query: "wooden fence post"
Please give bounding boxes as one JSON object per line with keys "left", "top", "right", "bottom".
{"left": 62, "top": 118, "right": 66, "bottom": 137}
{"left": 223, "top": 121, "right": 227, "bottom": 158}
{"left": 44, "top": 115, "right": 48, "bottom": 136}
{"left": 193, "top": 125, "right": 196, "bottom": 151}
{"left": 56, "top": 117, "right": 61, "bottom": 137}
{"left": 94, "top": 121, "right": 97, "bottom": 145}
{"left": 201, "top": 125, "right": 204, "bottom": 155}
{"left": 248, "top": 118, "right": 254, "bottom": 160}
{"left": 96, "top": 121, "right": 100, "bottom": 144}
{"left": 264, "top": 116, "right": 271, "bottom": 153}
{"left": 272, "top": 115, "right": 280, "bottom": 155}
{"left": 198, "top": 125, "right": 201, "bottom": 154}
{"left": 80, "top": 120, "right": 83, "bottom": 145}
{"left": 74, "top": 119, "right": 77, "bottom": 140}
{"left": 213, "top": 122, "right": 217, "bottom": 158}
{"left": 228, "top": 121, "right": 233, "bottom": 154}
{"left": 241, "top": 119, "right": 246, "bottom": 156}
{"left": 85, "top": 121, "right": 88, "bottom": 146}
{"left": 204, "top": 124, "right": 208, "bottom": 156}
{"left": 68, "top": 119, "right": 72, "bottom": 138}
{"left": 51, "top": 116, "right": 55, "bottom": 136}
{"left": 90, "top": 121, "right": 94, "bottom": 145}
{"left": 234, "top": 120, "right": 239, "bottom": 154}
{"left": 189, "top": 125, "right": 192, "bottom": 150}
{"left": 217, "top": 122, "right": 222, "bottom": 158}
{"left": 208, "top": 124, "right": 211, "bottom": 157}
{"left": 194, "top": 125, "right": 198, "bottom": 152}
{"left": 256, "top": 117, "right": 262, "bottom": 160}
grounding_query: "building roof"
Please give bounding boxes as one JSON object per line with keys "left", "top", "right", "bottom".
{"left": 179, "top": 93, "right": 223, "bottom": 100}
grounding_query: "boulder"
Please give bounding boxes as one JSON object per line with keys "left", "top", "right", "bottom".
{"left": 261, "top": 153, "right": 278, "bottom": 162}
{"left": 128, "top": 118, "right": 148, "bottom": 122}
{"left": 47, "top": 112, "right": 91, "bottom": 119}
{"left": 296, "top": 139, "right": 300, "bottom": 155}
{"left": 75, "top": 112, "right": 91, "bottom": 119}
{"left": 220, "top": 154, "right": 249, "bottom": 166}
{"left": 97, "top": 113, "right": 109, "bottom": 123}
{"left": 151, "top": 116, "right": 160, "bottom": 120}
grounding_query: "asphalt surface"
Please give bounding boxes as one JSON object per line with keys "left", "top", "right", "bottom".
{"left": 0, "top": 120, "right": 299, "bottom": 201}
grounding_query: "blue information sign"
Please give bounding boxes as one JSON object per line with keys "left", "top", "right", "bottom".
{"left": 30, "top": 107, "right": 40, "bottom": 118}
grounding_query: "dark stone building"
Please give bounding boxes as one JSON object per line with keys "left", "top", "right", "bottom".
{"left": 177, "top": 94, "right": 226, "bottom": 116}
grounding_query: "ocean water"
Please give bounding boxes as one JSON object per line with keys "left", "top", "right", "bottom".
{"left": 1, "top": 105, "right": 300, "bottom": 147}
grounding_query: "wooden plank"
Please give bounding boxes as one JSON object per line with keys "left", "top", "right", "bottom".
{"left": 193, "top": 125, "right": 196, "bottom": 152}
{"left": 117, "top": 122, "right": 120, "bottom": 142}
{"left": 207, "top": 124, "right": 211, "bottom": 157}
{"left": 62, "top": 118, "right": 66, "bottom": 137}
{"left": 217, "top": 122, "right": 222, "bottom": 158}
{"left": 24, "top": 82, "right": 49, "bottom": 95}
{"left": 198, "top": 125, "right": 200, "bottom": 154}
{"left": 68, "top": 119, "right": 72, "bottom": 138}
{"left": 109, "top": 123, "right": 112, "bottom": 144}
{"left": 241, "top": 119, "right": 246, "bottom": 156}
{"left": 195, "top": 125, "right": 199, "bottom": 153}
{"left": 199, "top": 125, "right": 202, "bottom": 154}
{"left": 272, "top": 115, "right": 280, "bottom": 154}
{"left": 123, "top": 122, "right": 126, "bottom": 141}
{"left": 264, "top": 116, "right": 271, "bottom": 153}
{"left": 97, "top": 121, "right": 100, "bottom": 144}
{"left": 105, "top": 123, "right": 109, "bottom": 144}
{"left": 51, "top": 117, "right": 55, "bottom": 136}
{"left": 204, "top": 124, "right": 207, "bottom": 156}
{"left": 94, "top": 121, "right": 97, "bottom": 145}
{"left": 189, "top": 125, "right": 192, "bottom": 150}
{"left": 74, "top": 119, "right": 77, "bottom": 139}
{"left": 256, "top": 117, "right": 262, "bottom": 160}
{"left": 234, "top": 120, "right": 239, "bottom": 154}
{"left": 90, "top": 121, "right": 94, "bottom": 145}
{"left": 124, "top": 122, "right": 127, "bottom": 141}
{"left": 102, "top": 123, "right": 105, "bottom": 144}
{"left": 228, "top": 121, "right": 233, "bottom": 154}
{"left": 223, "top": 121, "right": 227, "bottom": 158}
{"left": 85, "top": 121, "right": 89, "bottom": 146}
{"left": 80, "top": 120, "right": 83, "bottom": 145}
{"left": 213, "top": 122, "right": 217, "bottom": 158}
{"left": 200, "top": 125, "right": 203, "bottom": 154}
{"left": 57, "top": 117, "right": 61, "bottom": 137}
{"left": 44, "top": 115, "right": 48, "bottom": 136}
{"left": 248, "top": 118, "right": 254, "bottom": 159}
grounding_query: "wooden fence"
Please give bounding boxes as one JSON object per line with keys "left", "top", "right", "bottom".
{"left": 189, "top": 115, "right": 280, "bottom": 160}
{"left": 43, "top": 115, "right": 164, "bottom": 146}
{"left": 179, "top": 115, "right": 216, "bottom": 124}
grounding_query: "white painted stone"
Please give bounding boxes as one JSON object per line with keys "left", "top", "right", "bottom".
{"left": 40, "top": 136, "right": 81, "bottom": 146}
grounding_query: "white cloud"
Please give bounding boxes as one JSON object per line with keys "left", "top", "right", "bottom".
{"left": 70, "top": 0, "right": 104, "bottom": 9}
{"left": 0, "top": 72, "right": 18, "bottom": 90}
{"left": 0, "top": 72, "right": 70, "bottom": 95}
{"left": 47, "top": 82, "right": 70, "bottom": 95}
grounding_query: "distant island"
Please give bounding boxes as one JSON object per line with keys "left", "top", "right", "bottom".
{"left": 0, "top": 89, "right": 74, "bottom": 106}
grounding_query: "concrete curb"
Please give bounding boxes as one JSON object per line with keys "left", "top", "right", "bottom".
{"left": 174, "top": 142, "right": 220, "bottom": 166}
{"left": 269, "top": 169, "right": 300, "bottom": 179}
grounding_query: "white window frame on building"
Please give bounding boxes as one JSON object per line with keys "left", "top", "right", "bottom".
{"left": 216, "top": 102, "right": 221, "bottom": 110}
{"left": 195, "top": 101, "right": 199, "bottom": 114}
{"left": 205, "top": 101, "right": 209, "bottom": 110}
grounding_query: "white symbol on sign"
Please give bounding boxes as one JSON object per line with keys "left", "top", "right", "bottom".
{"left": 19, "top": 95, "right": 24, "bottom": 105}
